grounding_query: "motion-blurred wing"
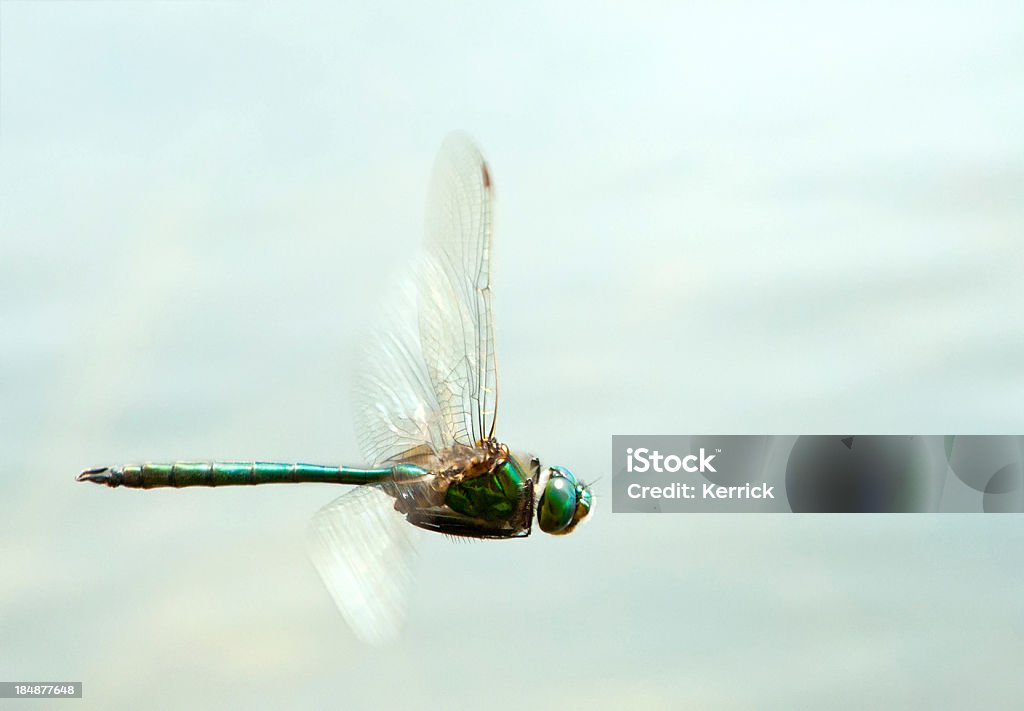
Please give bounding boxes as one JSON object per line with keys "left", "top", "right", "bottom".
{"left": 419, "top": 132, "right": 498, "bottom": 446}
{"left": 307, "top": 485, "right": 415, "bottom": 645}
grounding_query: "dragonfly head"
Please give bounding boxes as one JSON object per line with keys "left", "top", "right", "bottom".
{"left": 537, "top": 465, "right": 592, "bottom": 535}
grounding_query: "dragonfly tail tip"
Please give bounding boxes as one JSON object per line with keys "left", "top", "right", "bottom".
{"left": 77, "top": 466, "right": 113, "bottom": 485}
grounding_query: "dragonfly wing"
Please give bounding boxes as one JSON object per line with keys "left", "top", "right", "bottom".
{"left": 352, "top": 132, "right": 497, "bottom": 466}
{"left": 353, "top": 280, "right": 450, "bottom": 466}
{"left": 307, "top": 485, "right": 416, "bottom": 645}
{"left": 419, "top": 132, "right": 498, "bottom": 447}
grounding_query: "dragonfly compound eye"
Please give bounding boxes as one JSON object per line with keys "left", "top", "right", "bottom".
{"left": 538, "top": 468, "right": 579, "bottom": 534}
{"left": 558, "top": 479, "right": 593, "bottom": 535}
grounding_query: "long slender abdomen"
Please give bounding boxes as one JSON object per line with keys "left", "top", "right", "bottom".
{"left": 76, "top": 461, "right": 427, "bottom": 489}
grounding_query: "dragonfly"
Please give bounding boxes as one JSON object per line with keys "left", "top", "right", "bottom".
{"left": 77, "top": 133, "right": 592, "bottom": 643}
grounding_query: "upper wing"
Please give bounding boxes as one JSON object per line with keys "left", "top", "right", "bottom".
{"left": 353, "top": 279, "right": 450, "bottom": 466}
{"left": 418, "top": 132, "right": 498, "bottom": 447}
{"left": 353, "top": 133, "right": 498, "bottom": 466}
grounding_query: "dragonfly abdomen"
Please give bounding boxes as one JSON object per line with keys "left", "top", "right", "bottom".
{"left": 76, "top": 461, "right": 428, "bottom": 488}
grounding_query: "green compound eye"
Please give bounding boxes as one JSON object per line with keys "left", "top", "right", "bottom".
{"left": 550, "top": 465, "right": 578, "bottom": 487}
{"left": 538, "top": 473, "right": 578, "bottom": 534}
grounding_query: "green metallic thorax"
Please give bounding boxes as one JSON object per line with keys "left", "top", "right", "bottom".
{"left": 444, "top": 455, "right": 528, "bottom": 522}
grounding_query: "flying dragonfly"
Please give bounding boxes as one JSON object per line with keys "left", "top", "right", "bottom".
{"left": 77, "top": 133, "right": 592, "bottom": 643}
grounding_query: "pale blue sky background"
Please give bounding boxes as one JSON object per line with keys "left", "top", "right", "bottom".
{"left": 2, "top": 2, "right": 1023, "bottom": 709}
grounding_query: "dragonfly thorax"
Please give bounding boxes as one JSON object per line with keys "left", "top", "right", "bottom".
{"left": 537, "top": 466, "right": 592, "bottom": 535}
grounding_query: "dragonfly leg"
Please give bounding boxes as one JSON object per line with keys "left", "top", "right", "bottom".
{"left": 405, "top": 509, "right": 529, "bottom": 539}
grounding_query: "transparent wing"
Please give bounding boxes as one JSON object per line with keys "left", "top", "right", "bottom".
{"left": 352, "top": 132, "right": 497, "bottom": 466}
{"left": 307, "top": 485, "right": 416, "bottom": 645}
{"left": 419, "top": 132, "right": 497, "bottom": 446}
{"left": 353, "top": 280, "right": 451, "bottom": 466}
